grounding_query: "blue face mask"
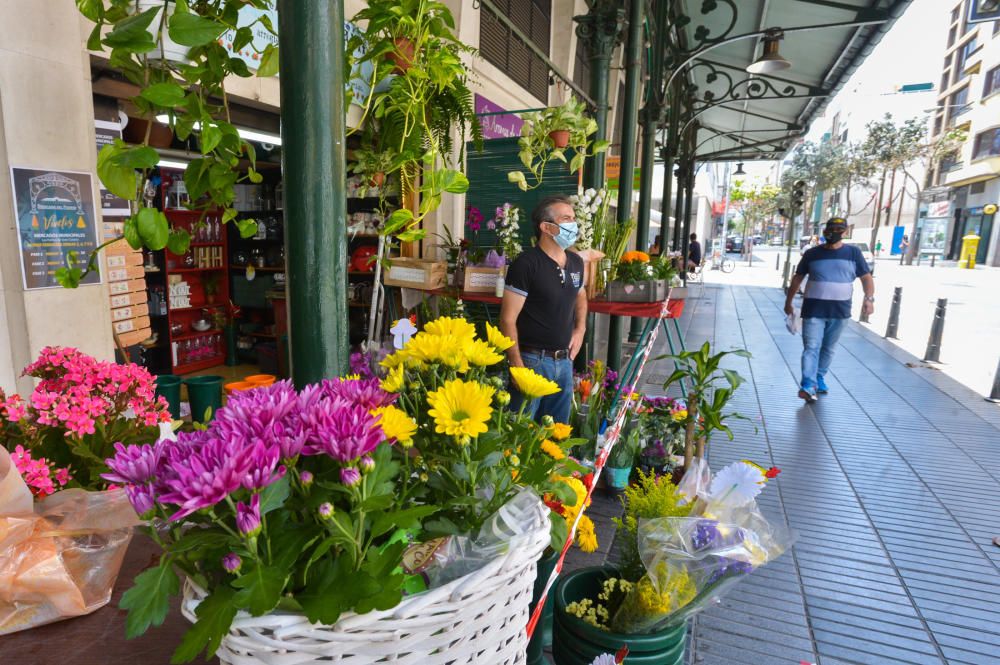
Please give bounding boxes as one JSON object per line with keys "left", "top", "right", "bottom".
{"left": 553, "top": 222, "right": 579, "bottom": 250}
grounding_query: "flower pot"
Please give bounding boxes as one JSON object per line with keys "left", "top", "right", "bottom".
{"left": 368, "top": 171, "right": 386, "bottom": 188}
{"left": 137, "top": 0, "right": 190, "bottom": 63}
{"left": 183, "top": 375, "right": 223, "bottom": 422}
{"left": 605, "top": 465, "right": 631, "bottom": 493}
{"left": 554, "top": 566, "right": 688, "bottom": 665}
{"left": 548, "top": 129, "right": 570, "bottom": 149}
{"left": 154, "top": 374, "right": 182, "bottom": 419}
{"left": 526, "top": 548, "right": 560, "bottom": 665}
{"left": 122, "top": 116, "right": 174, "bottom": 149}
{"left": 389, "top": 37, "right": 416, "bottom": 73}
{"left": 244, "top": 374, "right": 276, "bottom": 387}
{"left": 606, "top": 279, "right": 662, "bottom": 303}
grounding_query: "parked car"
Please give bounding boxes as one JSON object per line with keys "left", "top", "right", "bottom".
{"left": 725, "top": 236, "right": 744, "bottom": 253}
{"left": 769, "top": 236, "right": 784, "bottom": 246}
{"left": 842, "top": 241, "right": 876, "bottom": 275}
{"left": 751, "top": 235, "right": 763, "bottom": 245}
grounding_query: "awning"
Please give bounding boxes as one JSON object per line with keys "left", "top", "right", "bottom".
{"left": 666, "top": 0, "right": 913, "bottom": 162}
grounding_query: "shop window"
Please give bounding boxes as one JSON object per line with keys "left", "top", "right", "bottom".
{"left": 479, "top": 0, "right": 552, "bottom": 103}
{"left": 972, "top": 127, "right": 1000, "bottom": 159}
{"left": 983, "top": 64, "right": 1000, "bottom": 97}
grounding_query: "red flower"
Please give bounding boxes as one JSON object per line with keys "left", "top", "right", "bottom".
{"left": 581, "top": 472, "right": 595, "bottom": 491}
{"left": 765, "top": 467, "right": 781, "bottom": 479}
{"left": 543, "top": 497, "right": 565, "bottom": 516}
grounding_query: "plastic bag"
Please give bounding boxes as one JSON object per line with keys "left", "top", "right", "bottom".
{"left": 785, "top": 308, "right": 801, "bottom": 335}
{"left": 402, "top": 488, "right": 546, "bottom": 589}
{"left": 0, "top": 447, "right": 140, "bottom": 635}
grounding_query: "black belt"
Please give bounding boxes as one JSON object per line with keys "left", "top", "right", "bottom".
{"left": 520, "top": 346, "right": 570, "bottom": 360}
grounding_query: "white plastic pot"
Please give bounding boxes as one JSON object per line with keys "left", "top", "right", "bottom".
{"left": 137, "top": 0, "right": 190, "bottom": 63}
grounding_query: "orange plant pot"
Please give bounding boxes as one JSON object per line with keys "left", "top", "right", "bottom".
{"left": 548, "top": 130, "right": 570, "bottom": 148}
{"left": 245, "top": 374, "right": 276, "bottom": 386}
{"left": 224, "top": 381, "right": 256, "bottom": 395}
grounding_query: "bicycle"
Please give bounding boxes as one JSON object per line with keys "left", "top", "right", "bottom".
{"left": 687, "top": 254, "right": 734, "bottom": 282}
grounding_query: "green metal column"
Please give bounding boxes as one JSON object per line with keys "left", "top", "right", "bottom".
{"left": 681, "top": 138, "right": 696, "bottom": 273}
{"left": 608, "top": 0, "right": 645, "bottom": 371}
{"left": 575, "top": 2, "right": 624, "bottom": 191}
{"left": 278, "top": 0, "right": 348, "bottom": 386}
{"left": 660, "top": 81, "right": 679, "bottom": 247}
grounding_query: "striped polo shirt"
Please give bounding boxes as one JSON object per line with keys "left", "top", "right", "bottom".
{"left": 796, "top": 244, "right": 870, "bottom": 319}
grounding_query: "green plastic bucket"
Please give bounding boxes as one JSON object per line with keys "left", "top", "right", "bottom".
{"left": 155, "top": 375, "right": 182, "bottom": 419}
{"left": 552, "top": 566, "right": 687, "bottom": 665}
{"left": 605, "top": 466, "right": 631, "bottom": 492}
{"left": 183, "top": 375, "right": 223, "bottom": 422}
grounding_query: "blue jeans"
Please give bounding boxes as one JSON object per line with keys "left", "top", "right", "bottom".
{"left": 510, "top": 352, "right": 573, "bottom": 424}
{"left": 801, "top": 317, "right": 847, "bottom": 391}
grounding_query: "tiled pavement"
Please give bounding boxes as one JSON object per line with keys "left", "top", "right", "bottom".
{"left": 568, "top": 283, "right": 1000, "bottom": 665}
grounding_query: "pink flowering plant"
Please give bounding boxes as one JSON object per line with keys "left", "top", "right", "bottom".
{"left": 106, "top": 378, "right": 436, "bottom": 663}
{"left": 0, "top": 347, "right": 170, "bottom": 490}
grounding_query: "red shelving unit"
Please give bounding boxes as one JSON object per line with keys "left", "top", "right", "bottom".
{"left": 161, "top": 196, "right": 230, "bottom": 373}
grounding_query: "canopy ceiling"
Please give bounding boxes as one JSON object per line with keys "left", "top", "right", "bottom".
{"left": 663, "top": 0, "right": 913, "bottom": 163}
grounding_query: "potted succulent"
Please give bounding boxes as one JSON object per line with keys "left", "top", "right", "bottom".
{"left": 507, "top": 97, "right": 610, "bottom": 191}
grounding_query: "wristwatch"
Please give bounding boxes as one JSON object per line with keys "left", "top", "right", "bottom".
{"left": 863, "top": 296, "right": 875, "bottom": 303}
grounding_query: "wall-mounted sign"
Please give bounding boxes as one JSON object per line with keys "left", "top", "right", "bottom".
{"left": 926, "top": 201, "right": 952, "bottom": 219}
{"left": 969, "top": 0, "right": 1000, "bottom": 24}
{"left": 345, "top": 21, "right": 374, "bottom": 108}
{"left": 474, "top": 94, "right": 524, "bottom": 140}
{"left": 10, "top": 167, "right": 101, "bottom": 289}
{"left": 94, "top": 119, "right": 131, "bottom": 217}
{"left": 220, "top": 6, "right": 278, "bottom": 72}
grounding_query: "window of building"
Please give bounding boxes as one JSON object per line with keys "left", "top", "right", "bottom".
{"left": 957, "top": 37, "right": 978, "bottom": 78}
{"left": 479, "top": 0, "right": 552, "bottom": 103}
{"left": 940, "top": 151, "right": 962, "bottom": 172}
{"left": 947, "top": 86, "right": 970, "bottom": 125}
{"left": 949, "top": 25, "right": 958, "bottom": 47}
{"left": 970, "top": 181, "right": 987, "bottom": 194}
{"left": 934, "top": 114, "right": 944, "bottom": 136}
{"left": 951, "top": 4, "right": 961, "bottom": 24}
{"left": 941, "top": 70, "right": 951, "bottom": 91}
{"left": 984, "top": 65, "right": 1000, "bottom": 97}
{"left": 994, "top": 20, "right": 999, "bottom": 35}
{"left": 972, "top": 127, "right": 1000, "bottom": 159}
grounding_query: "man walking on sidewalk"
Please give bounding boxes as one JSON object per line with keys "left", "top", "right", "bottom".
{"left": 784, "top": 217, "right": 875, "bottom": 403}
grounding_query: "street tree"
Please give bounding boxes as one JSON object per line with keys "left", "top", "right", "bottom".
{"left": 860, "top": 114, "right": 926, "bottom": 249}
{"left": 779, "top": 139, "right": 851, "bottom": 233}
{"left": 730, "top": 179, "right": 781, "bottom": 252}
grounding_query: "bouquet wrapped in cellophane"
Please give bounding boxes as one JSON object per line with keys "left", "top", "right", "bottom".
{"left": 0, "top": 446, "right": 139, "bottom": 634}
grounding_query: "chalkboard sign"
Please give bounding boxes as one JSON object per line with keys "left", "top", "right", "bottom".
{"left": 10, "top": 167, "right": 101, "bottom": 290}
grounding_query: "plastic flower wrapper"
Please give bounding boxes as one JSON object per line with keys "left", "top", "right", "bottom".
{"left": 0, "top": 446, "right": 139, "bottom": 635}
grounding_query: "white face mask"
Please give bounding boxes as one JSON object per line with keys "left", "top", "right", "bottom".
{"left": 553, "top": 222, "right": 579, "bottom": 249}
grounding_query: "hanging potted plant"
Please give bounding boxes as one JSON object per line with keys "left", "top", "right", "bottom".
{"left": 507, "top": 97, "right": 610, "bottom": 191}
{"left": 350, "top": 148, "right": 396, "bottom": 192}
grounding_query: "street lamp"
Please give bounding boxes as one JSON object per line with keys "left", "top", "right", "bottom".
{"left": 746, "top": 29, "right": 792, "bottom": 75}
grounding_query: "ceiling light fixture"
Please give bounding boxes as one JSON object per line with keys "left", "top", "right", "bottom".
{"left": 157, "top": 159, "right": 189, "bottom": 170}
{"left": 733, "top": 162, "right": 747, "bottom": 176}
{"left": 746, "top": 28, "right": 791, "bottom": 75}
{"left": 155, "top": 115, "right": 282, "bottom": 146}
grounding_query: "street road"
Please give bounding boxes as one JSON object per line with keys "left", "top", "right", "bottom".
{"left": 702, "top": 245, "right": 1000, "bottom": 399}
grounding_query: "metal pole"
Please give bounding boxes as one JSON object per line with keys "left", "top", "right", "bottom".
{"left": 576, "top": 4, "right": 623, "bottom": 191}
{"left": 681, "top": 155, "right": 695, "bottom": 277}
{"left": 775, "top": 253, "right": 780, "bottom": 270}
{"left": 278, "top": 0, "right": 348, "bottom": 385}
{"left": 987, "top": 358, "right": 1000, "bottom": 403}
{"left": 923, "top": 298, "right": 947, "bottom": 363}
{"left": 885, "top": 286, "right": 902, "bottom": 339}
{"left": 607, "top": 0, "right": 644, "bottom": 372}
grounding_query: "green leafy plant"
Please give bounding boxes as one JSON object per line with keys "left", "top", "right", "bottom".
{"left": 507, "top": 97, "right": 610, "bottom": 191}
{"left": 347, "top": 0, "right": 482, "bottom": 245}
{"left": 611, "top": 470, "right": 691, "bottom": 581}
{"left": 614, "top": 251, "right": 654, "bottom": 284}
{"left": 649, "top": 254, "right": 678, "bottom": 281}
{"left": 659, "top": 342, "right": 753, "bottom": 469}
{"left": 72, "top": 0, "right": 279, "bottom": 288}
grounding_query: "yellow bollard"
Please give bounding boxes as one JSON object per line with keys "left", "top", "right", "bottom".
{"left": 958, "top": 234, "right": 980, "bottom": 269}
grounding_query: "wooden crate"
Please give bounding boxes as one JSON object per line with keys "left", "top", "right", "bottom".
{"left": 463, "top": 267, "right": 503, "bottom": 294}
{"left": 384, "top": 258, "right": 447, "bottom": 290}
{"left": 605, "top": 279, "right": 668, "bottom": 303}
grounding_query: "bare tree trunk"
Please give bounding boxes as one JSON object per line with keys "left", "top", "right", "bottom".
{"left": 683, "top": 400, "right": 699, "bottom": 470}
{"left": 845, "top": 174, "right": 855, "bottom": 217}
{"left": 695, "top": 435, "right": 706, "bottom": 460}
{"left": 895, "top": 184, "right": 905, "bottom": 227}
{"left": 869, "top": 169, "right": 887, "bottom": 250}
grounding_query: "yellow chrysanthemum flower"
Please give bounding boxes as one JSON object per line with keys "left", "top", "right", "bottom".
{"left": 381, "top": 364, "right": 404, "bottom": 393}
{"left": 426, "top": 378, "right": 495, "bottom": 438}
{"left": 509, "top": 366, "right": 560, "bottom": 399}
{"left": 576, "top": 515, "right": 598, "bottom": 553}
{"left": 671, "top": 409, "right": 688, "bottom": 422}
{"left": 555, "top": 475, "right": 589, "bottom": 509}
{"left": 540, "top": 439, "right": 565, "bottom": 460}
{"left": 423, "top": 316, "right": 477, "bottom": 341}
{"left": 464, "top": 339, "right": 504, "bottom": 367}
{"left": 372, "top": 405, "right": 417, "bottom": 446}
{"left": 485, "top": 323, "right": 514, "bottom": 351}
{"left": 403, "top": 332, "right": 468, "bottom": 371}
{"left": 550, "top": 422, "right": 572, "bottom": 440}
{"left": 380, "top": 350, "right": 408, "bottom": 370}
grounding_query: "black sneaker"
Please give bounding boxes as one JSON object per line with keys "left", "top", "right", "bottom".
{"left": 798, "top": 389, "right": 818, "bottom": 404}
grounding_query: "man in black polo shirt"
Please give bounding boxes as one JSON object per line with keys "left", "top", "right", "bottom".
{"left": 500, "top": 195, "right": 587, "bottom": 423}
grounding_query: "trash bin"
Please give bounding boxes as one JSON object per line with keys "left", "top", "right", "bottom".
{"left": 155, "top": 375, "right": 182, "bottom": 419}
{"left": 183, "top": 375, "right": 223, "bottom": 422}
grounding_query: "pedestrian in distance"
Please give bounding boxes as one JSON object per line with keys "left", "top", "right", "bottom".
{"left": 784, "top": 217, "right": 875, "bottom": 403}
{"left": 687, "top": 233, "right": 702, "bottom": 272}
{"left": 500, "top": 195, "right": 587, "bottom": 423}
{"left": 899, "top": 235, "right": 909, "bottom": 255}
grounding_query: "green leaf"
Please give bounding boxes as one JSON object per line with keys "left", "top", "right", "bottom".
{"left": 439, "top": 169, "right": 469, "bottom": 194}
{"left": 550, "top": 149, "right": 566, "bottom": 163}
{"left": 103, "top": 6, "right": 159, "bottom": 51}
{"left": 257, "top": 44, "right": 279, "bottom": 77}
{"left": 113, "top": 144, "right": 160, "bottom": 169}
{"left": 77, "top": 0, "right": 103, "bottom": 22}
{"left": 383, "top": 208, "right": 414, "bottom": 235}
{"left": 86, "top": 23, "right": 103, "bottom": 51}
{"left": 169, "top": 528, "right": 230, "bottom": 554}
{"left": 235, "top": 218, "right": 257, "bottom": 238}
{"left": 371, "top": 506, "right": 439, "bottom": 539}
{"left": 140, "top": 82, "right": 186, "bottom": 107}
{"left": 507, "top": 170, "right": 528, "bottom": 191}
{"left": 231, "top": 26, "right": 253, "bottom": 53}
{"left": 54, "top": 266, "right": 82, "bottom": 288}
{"left": 200, "top": 122, "right": 222, "bottom": 154}
{"left": 167, "top": 228, "right": 191, "bottom": 255}
{"left": 297, "top": 557, "right": 380, "bottom": 625}
{"left": 258, "top": 475, "right": 290, "bottom": 516}
{"left": 123, "top": 216, "right": 142, "bottom": 250}
{"left": 592, "top": 139, "right": 611, "bottom": 154}
{"left": 169, "top": 586, "right": 237, "bottom": 664}
{"left": 246, "top": 167, "right": 263, "bottom": 184}
{"left": 168, "top": 11, "right": 225, "bottom": 47}
{"left": 569, "top": 152, "right": 586, "bottom": 174}
{"left": 137, "top": 207, "right": 169, "bottom": 250}
{"left": 97, "top": 143, "right": 138, "bottom": 200}
{"left": 232, "top": 564, "right": 286, "bottom": 616}
{"left": 120, "top": 559, "right": 179, "bottom": 639}
{"left": 396, "top": 228, "right": 426, "bottom": 243}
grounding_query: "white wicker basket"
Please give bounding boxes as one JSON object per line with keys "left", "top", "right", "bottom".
{"left": 181, "top": 496, "right": 551, "bottom": 665}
